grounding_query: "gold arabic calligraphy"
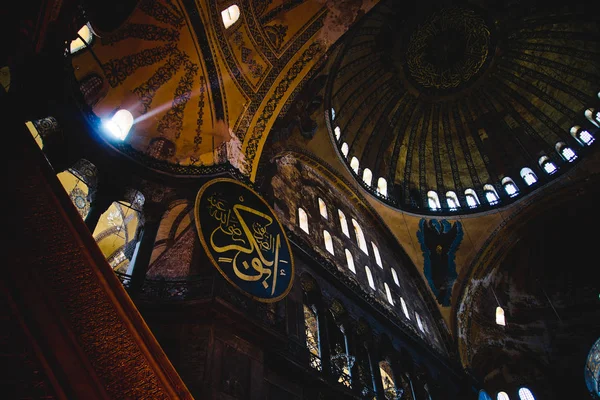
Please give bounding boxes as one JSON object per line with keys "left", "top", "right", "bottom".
{"left": 207, "top": 193, "right": 286, "bottom": 296}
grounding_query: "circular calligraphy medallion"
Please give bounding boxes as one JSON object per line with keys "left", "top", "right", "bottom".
{"left": 194, "top": 178, "right": 294, "bottom": 302}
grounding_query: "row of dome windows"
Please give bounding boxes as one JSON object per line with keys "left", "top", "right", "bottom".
{"left": 479, "top": 388, "right": 536, "bottom": 400}
{"left": 297, "top": 203, "right": 428, "bottom": 335}
{"left": 331, "top": 105, "right": 600, "bottom": 211}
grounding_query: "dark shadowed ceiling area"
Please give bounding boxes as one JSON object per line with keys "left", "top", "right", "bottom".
{"left": 326, "top": 0, "right": 600, "bottom": 214}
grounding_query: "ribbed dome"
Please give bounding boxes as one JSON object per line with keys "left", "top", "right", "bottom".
{"left": 326, "top": 0, "right": 600, "bottom": 214}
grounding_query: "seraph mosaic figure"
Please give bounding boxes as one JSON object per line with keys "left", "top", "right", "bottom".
{"left": 417, "top": 219, "right": 463, "bottom": 307}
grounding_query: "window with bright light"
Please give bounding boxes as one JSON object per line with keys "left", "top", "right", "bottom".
{"left": 363, "top": 168, "right": 373, "bottom": 186}
{"left": 496, "top": 306, "right": 506, "bottom": 326}
{"left": 571, "top": 125, "right": 595, "bottom": 146}
{"left": 221, "top": 5, "right": 240, "bottom": 29}
{"left": 350, "top": 157, "right": 360, "bottom": 174}
{"left": 377, "top": 177, "right": 388, "bottom": 197}
{"left": 556, "top": 142, "right": 577, "bottom": 162}
{"left": 483, "top": 184, "right": 499, "bottom": 205}
{"left": 338, "top": 210, "right": 350, "bottom": 237}
{"left": 365, "top": 266, "right": 375, "bottom": 289}
{"left": 318, "top": 198, "right": 328, "bottom": 219}
{"left": 400, "top": 297, "right": 410, "bottom": 319}
{"left": 518, "top": 388, "right": 535, "bottom": 400}
{"left": 446, "top": 191, "right": 460, "bottom": 211}
{"left": 304, "top": 304, "right": 322, "bottom": 370}
{"left": 379, "top": 361, "right": 397, "bottom": 400}
{"left": 391, "top": 268, "right": 399, "bottom": 286}
{"left": 70, "top": 24, "right": 93, "bottom": 54}
{"left": 345, "top": 249, "right": 356, "bottom": 273}
{"left": 372, "top": 242, "right": 382, "bottom": 268}
{"left": 465, "top": 189, "right": 479, "bottom": 208}
{"left": 103, "top": 109, "right": 134, "bottom": 141}
{"left": 539, "top": 156, "right": 557, "bottom": 175}
{"left": 520, "top": 167, "right": 538, "bottom": 186}
{"left": 341, "top": 142, "right": 349, "bottom": 158}
{"left": 585, "top": 108, "right": 599, "bottom": 127}
{"left": 324, "top": 230, "right": 334, "bottom": 254}
{"left": 497, "top": 392, "right": 510, "bottom": 400}
{"left": 352, "top": 219, "right": 369, "bottom": 255}
{"left": 502, "top": 177, "right": 519, "bottom": 197}
{"left": 427, "top": 190, "right": 441, "bottom": 210}
{"left": 331, "top": 108, "right": 336, "bottom": 121}
{"left": 384, "top": 283, "right": 394, "bottom": 305}
{"left": 416, "top": 312, "right": 424, "bottom": 332}
{"left": 334, "top": 126, "right": 341, "bottom": 141}
{"left": 298, "top": 207, "right": 309, "bottom": 234}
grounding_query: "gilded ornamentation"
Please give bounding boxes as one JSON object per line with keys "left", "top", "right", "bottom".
{"left": 406, "top": 7, "right": 490, "bottom": 90}
{"left": 139, "top": 0, "right": 184, "bottom": 28}
{"left": 264, "top": 24, "right": 289, "bottom": 50}
{"left": 69, "top": 187, "right": 90, "bottom": 219}
{"left": 194, "top": 74, "right": 207, "bottom": 150}
{"left": 101, "top": 24, "right": 180, "bottom": 45}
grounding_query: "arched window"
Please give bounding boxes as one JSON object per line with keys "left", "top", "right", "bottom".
{"left": 318, "top": 197, "right": 328, "bottom": 219}
{"left": 556, "top": 141, "right": 577, "bottom": 162}
{"left": 379, "top": 361, "right": 397, "bottom": 399}
{"left": 520, "top": 167, "right": 538, "bottom": 186}
{"left": 365, "top": 266, "right": 375, "bottom": 290}
{"left": 377, "top": 177, "right": 388, "bottom": 197}
{"left": 502, "top": 177, "right": 519, "bottom": 197}
{"left": 345, "top": 249, "right": 356, "bottom": 273}
{"left": 518, "top": 388, "right": 535, "bottom": 400}
{"left": 538, "top": 156, "right": 557, "bottom": 175}
{"left": 102, "top": 109, "right": 134, "bottom": 141}
{"left": 352, "top": 219, "right": 369, "bottom": 255}
{"left": 496, "top": 306, "right": 506, "bottom": 326}
{"left": 70, "top": 24, "right": 93, "bottom": 54}
{"left": 372, "top": 242, "right": 382, "bottom": 268}
{"left": 427, "top": 190, "right": 441, "bottom": 211}
{"left": 350, "top": 157, "right": 360, "bottom": 174}
{"left": 497, "top": 392, "right": 510, "bottom": 400}
{"left": 324, "top": 230, "right": 334, "bottom": 255}
{"left": 465, "top": 189, "right": 480, "bottom": 208}
{"left": 446, "top": 191, "right": 460, "bottom": 211}
{"left": 400, "top": 297, "right": 410, "bottom": 319}
{"left": 304, "top": 304, "right": 322, "bottom": 371}
{"left": 585, "top": 108, "right": 600, "bottom": 127}
{"left": 363, "top": 168, "right": 373, "bottom": 186}
{"left": 221, "top": 4, "right": 240, "bottom": 29}
{"left": 331, "top": 108, "right": 336, "bottom": 121}
{"left": 415, "top": 312, "right": 424, "bottom": 332}
{"left": 384, "top": 283, "right": 394, "bottom": 305}
{"left": 341, "top": 142, "right": 349, "bottom": 158}
{"left": 391, "top": 268, "right": 399, "bottom": 286}
{"left": 334, "top": 126, "right": 341, "bottom": 141}
{"left": 298, "top": 207, "right": 309, "bottom": 234}
{"left": 338, "top": 210, "right": 350, "bottom": 237}
{"left": 571, "top": 125, "right": 595, "bottom": 146}
{"left": 483, "top": 184, "right": 499, "bottom": 205}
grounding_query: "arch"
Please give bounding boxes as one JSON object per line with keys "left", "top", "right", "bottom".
{"left": 538, "top": 156, "right": 557, "bottom": 175}
{"left": 70, "top": 23, "right": 93, "bottom": 54}
{"left": 495, "top": 306, "right": 506, "bottom": 326}
{"left": 556, "top": 141, "right": 577, "bottom": 162}
{"left": 415, "top": 312, "right": 424, "bottom": 332}
{"left": 571, "top": 125, "right": 595, "bottom": 146}
{"left": 384, "top": 282, "right": 394, "bottom": 305}
{"left": 379, "top": 360, "right": 398, "bottom": 399}
{"left": 391, "top": 268, "right": 399, "bottom": 286}
{"left": 400, "top": 297, "right": 410, "bottom": 319}
{"left": 427, "top": 190, "right": 441, "bottom": 210}
{"left": 350, "top": 156, "right": 360, "bottom": 174}
{"left": 352, "top": 219, "right": 369, "bottom": 254}
{"left": 57, "top": 169, "right": 91, "bottom": 220}
{"left": 345, "top": 249, "right": 356, "bottom": 273}
{"left": 585, "top": 108, "right": 600, "bottom": 127}
{"left": 365, "top": 266, "right": 375, "bottom": 289}
{"left": 334, "top": 126, "right": 341, "bottom": 141}
{"left": 501, "top": 177, "right": 519, "bottom": 197}
{"left": 102, "top": 109, "right": 134, "bottom": 141}
{"left": 483, "top": 184, "right": 500, "bottom": 205}
{"left": 446, "top": 191, "right": 460, "bottom": 211}
{"left": 372, "top": 242, "right": 382, "bottom": 268}
{"left": 376, "top": 178, "right": 388, "bottom": 198}
{"left": 518, "top": 388, "right": 535, "bottom": 400}
{"left": 318, "top": 197, "right": 328, "bottom": 219}
{"left": 323, "top": 230, "right": 334, "bottom": 255}
{"left": 338, "top": 209, "right": 350, "bottom": 237}
{"left": 497, "top": 392, "right": 510, "bottom": 400}
{"left": 303, "top": 303, "right": 322, "bottom": 371}
{"left": 221, "top": 4, "right": 240, "bottom": 29}
{"left": 298, "top": 207, "right": 309, "bottom": 233}
{"left": 465, "top": 188, "right": 480, "bottom": 208}
{"left": 520, "top": 167, "right": 538, "bottom": 186}
{"left": 363, "top": 168, "right": 373, "bottom": 186}
{"left": 341, "top": 142, "right": 349, "bottom": 157}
